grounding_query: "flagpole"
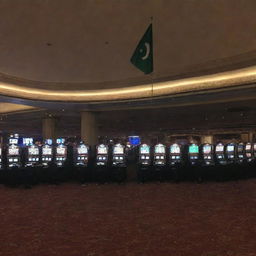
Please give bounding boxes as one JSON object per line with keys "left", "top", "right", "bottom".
{"left": 150, "top": 16, "right": 154, "bottom": 99}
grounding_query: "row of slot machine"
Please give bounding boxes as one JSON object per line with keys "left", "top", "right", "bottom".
{"left": 1, "top": 134, "right": 255, "bottom": 174}
{"left": 138, "top": 142, "right": 256, "bottom": 167}
{"left": 0, "top": 134, "right": 127, "bottom": 170}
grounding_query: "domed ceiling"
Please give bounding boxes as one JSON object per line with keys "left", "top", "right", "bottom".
{"left": 1, "top": 0, "right": 256, "bottom": 102}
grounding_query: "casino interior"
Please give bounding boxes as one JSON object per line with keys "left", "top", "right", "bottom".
{"left": 1, "top": 1, "right": 256, "bottom": 255}
{"left": 1, "top": 1, "right": 256, "bottom": 145}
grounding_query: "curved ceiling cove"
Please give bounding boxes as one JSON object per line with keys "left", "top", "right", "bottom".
{"left": 1, "top": 0, "right": 256, "bottom": 101}
{"left": 0, "top": 66, "right": 256, "bottom": 102}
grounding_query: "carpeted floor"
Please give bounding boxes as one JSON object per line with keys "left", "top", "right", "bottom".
{"left": 0, "top": 180, "right": 256, "bottom": 256}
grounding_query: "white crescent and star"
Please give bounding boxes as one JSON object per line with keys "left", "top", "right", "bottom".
{"left": 140, "top": 42, "right": 150, "bottom": 60}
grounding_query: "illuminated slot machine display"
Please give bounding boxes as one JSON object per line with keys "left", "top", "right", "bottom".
{"left": 237, "top": 142, "right": 245, "bottom": 163}
{"left": 112, "top": 143, "right": 126, "bottom": 167}
{"left": 188, "top": 143, "right": 199, "bottom": 165}
{"left": 96, "top": 144, "right": 108, "bottom": 166}
{"left": 201, "top": 143, "right": 214, "bottom": 166}
{"left": 55, "top": 138, "right": 67, "bottom": 167}
{"left": 215, "top": 142, "right": 226, "bottom": 165}
{"left": 7, "top": 134, "right": 21, "bottom": 168}
{"left": 25, "top": 143, "right": 40, "bottom": 167}
{"left": 153, "top": 143, "right": 166, "bottom": 166}
{"left": 169, "top": 143, "right": 182, "bottom": 166}
{"left": 42, "top": 139, "right": 53, "bottom": 166}
{"left": 225, "top": 143, "right": 237, "bottom": 163}
{"left": 139, "top": 144, "right": 151, "bottom": 166}
{"left": 75, "top": 142, "right": 89, "bottom": 166}
{"left": 245, "top": 142, "right": 253, "bottom": 162}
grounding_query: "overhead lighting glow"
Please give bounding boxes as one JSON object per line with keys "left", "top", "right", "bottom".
{"left": 0, "top": 65, "right": 256, "bottom": 101}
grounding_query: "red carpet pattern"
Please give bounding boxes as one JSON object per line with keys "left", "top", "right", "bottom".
{"left": 1, "top": 180, "right": 256, "bottom": 256}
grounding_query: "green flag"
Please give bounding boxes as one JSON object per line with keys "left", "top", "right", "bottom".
{"left": 130, "top": 24, "right": 153, "bottom": 74}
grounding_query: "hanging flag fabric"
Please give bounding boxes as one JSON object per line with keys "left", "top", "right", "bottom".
{"left": 130, "top": 24, "right": 153, "bottom": 74}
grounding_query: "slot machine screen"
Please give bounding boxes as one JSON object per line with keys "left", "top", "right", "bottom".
{"left": 227, "top": 145, "right": 234, "bottom": 152}
{"left": 0, "top": 147, "right": 1, "bottom": 156}
{"left": 8, "top": 147, "right": 19, "bottom": 155}
{"left": 78, "top": 145, "right": 88, "bottom": 154}
{"left": 254, "top": 144, "right": 256, "bottom": 151}
{"left": 189, "top": 144, "right": 199, "bottom": 154}
{"left": 28, "top": 147, "right": 39, "bottom": 155}
{"left": 113, "top": 145, "right": 124, "bottom": 154}
{"left": 155, "top": 144, "right": 165, "bottom": 154}
{"left": 9, "top": 138, "right": 18, "bottom": 145}
{"left": 237, "top": 144, "right": 244, "bottom": 152}
{"left": 203, "top": 145, "right": 211, "bottom": 154}
{"left": 97, "top": 145, "right": 107, "bottom": 154}
{"left": 216, "top": 144, "right": 224, "bottom": 152}
{"left": 23, "top": 138, "right": 33, "bottom": 146}
{"left": 170, "top": 144, "right": 180, "bottom": 154}
{"left": 42, "top": 147, "right": 52, "bottom": 155}
{"left": 246, "top": 144, "right": 251, "bottom": 151}
{"left": 56, "top": 146, "right": 66, "bottom": 155}
{"left": 140, "top": 144, "right": 150, "bottom": 154}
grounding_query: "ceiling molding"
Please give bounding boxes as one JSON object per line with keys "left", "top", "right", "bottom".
{"left": 1, "top": 65, "right": 256, "bottom": 102}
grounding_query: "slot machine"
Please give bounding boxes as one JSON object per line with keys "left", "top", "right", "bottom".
{"left": 215, "top": 142, "right": 227, "bottom": 165}
{"left": 245, "top": 142, "right": 253, "bottom": 162}
{"left": 225, "top": 143, "right": 237, "bottom": 164}
{"left": 169, "top": 143, "right": 182, "bottom": 166}
{"left": 139, "top": 144, "right": 151, "bottom": 166}
{"left": 75, "top": 142, "right": 89, "bottom": 167}
{"left": 169, "top": 143, "right": 184, "bottom": 181}
{"left": 25, "top": 143, "right": 40, "bottom": 167}
{"left": 95, "top": 143, "right": 109, "bottom": 183}
{"left": 200, "top": 143, "right": 215, "bottom": 166}
{"left": 225, "top": 142, "right": 238, "bottom": 179}
{"left": 41, "top": 139, "right": 53, "bottom": 166}
{"left": 188, "top": 143, "right": 199, "bottom": 166}
{"left": 237, "top": 142, "right": 246, "bottom": 164}
{"left": 96, "top": 144, "right": 109, "bottom": 166}
{"left": 111, "top": 143, "right": 127, "bottom": 182}
{"left": 199, "top": 143, "right": 215, "bottom": 181}
{"left": 153, "top": 143, "right": 166, "bottom": 181}
{"left": 7, "top": 134, "right": 21, "bottom": 168}
{"left": 112, "top": 143, "right": 126, "bottom": 167}
{"left": 214, "top": 142, "right": 227, "bottom": 181}
{"left": 153, "top": 143, "right": 166, "bottom": 166}
{"left": 137, "top": 143, "right": 151, "bottom": 183}
{"left": 55, "top": 138, "right": 67, "bottom": 167}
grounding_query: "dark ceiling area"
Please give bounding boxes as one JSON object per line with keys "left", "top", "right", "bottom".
{"left": 1, "top": 99, "right": 256, "bottom": 139}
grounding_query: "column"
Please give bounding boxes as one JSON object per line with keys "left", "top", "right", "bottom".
{"left": 241, "top": 133, "right": 249, "bottom": 142}
{"left": 201, "top": 135, "right": 214, "bottom": 144}
{"left": 81, "top": 111, "right": 98, "bottom": 146}
{"left": 248, "top": 132, "right": 254, "bottom": 142}
{"left": 42, "top": 117, "right": 56, "bottom": 140}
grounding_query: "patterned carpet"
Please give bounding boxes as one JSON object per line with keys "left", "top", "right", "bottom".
{"left": 0, "top": 180, "right": 256, "bottom": 256}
